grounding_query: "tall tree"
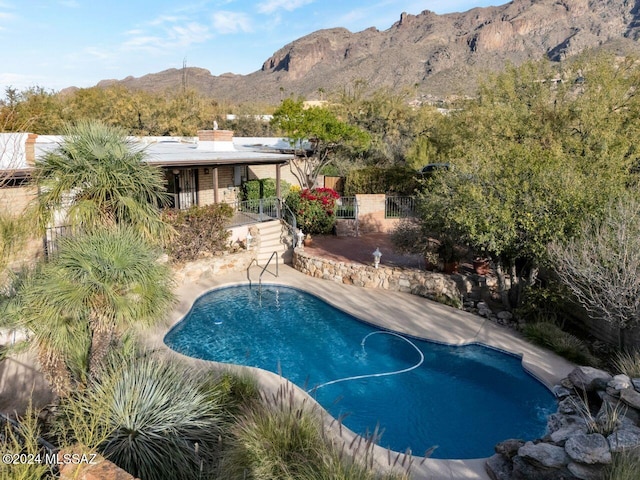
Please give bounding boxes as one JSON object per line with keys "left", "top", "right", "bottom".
{"left": 33, "top": 120, "right": 173, "bottom": 243}
{"left": 271, "top": 98, "right": 369, "bottom": 189}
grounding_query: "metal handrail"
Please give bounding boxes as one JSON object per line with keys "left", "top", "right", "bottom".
{"left": 278, "top": 198, "right": 298, "bottom": 246}
{"left": 246, "top": 252, "right": 278, "bottom": 292}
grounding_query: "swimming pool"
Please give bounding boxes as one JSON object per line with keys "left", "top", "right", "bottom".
{"left": 164, "top": 285, "right": 556, "bottom": 459}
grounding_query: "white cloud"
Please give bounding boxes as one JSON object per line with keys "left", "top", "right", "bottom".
{"left": 168, "top": 22, "right": 212, "bottom": 46}
{"left": 212, "top": 11, "right": 252, "bottom": 34}
{"left": 257, "top": 0, "right": 314, "bottom": 15}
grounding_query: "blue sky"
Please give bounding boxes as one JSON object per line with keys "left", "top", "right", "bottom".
{"left": 0, "top": 1, "right": 504, "bottom": 94}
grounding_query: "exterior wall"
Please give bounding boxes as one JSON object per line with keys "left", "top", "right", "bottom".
{"left": 293, "top": 248, "right": 461, "bottom": 306}
{"left": 353, "top": 194, "right": 400, "bottom": 234}
{"left": 195, "top": 166, "right": 239, "bottom": 206}
{"left": 248, "top": 161, "right": 304, "bottom": 189}
{"left": 0, "top": 184, "right": 43, "bottom": 267}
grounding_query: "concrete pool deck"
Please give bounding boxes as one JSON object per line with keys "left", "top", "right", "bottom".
{"left": 148, "top": 263, "right": 575, "bottom": 480}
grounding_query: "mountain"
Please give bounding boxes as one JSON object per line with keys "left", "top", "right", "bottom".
{"left": 96, "top": 0, "right": 640, "bottom": 103}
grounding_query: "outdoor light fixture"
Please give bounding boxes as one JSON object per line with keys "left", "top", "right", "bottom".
{"left": 373, "top": 247, "right": 382, "bottom": 269}
{"left": 297, "top": 230, "right": 305, "bottom": 248}
{"left": 204, "top": 168, "right": 210, "bottom": 175}
{"left": 246, "top": 232, "right": 253, "bottom": 249}
{"left": 172, "top": 169, "right": 180, "bottom": 175}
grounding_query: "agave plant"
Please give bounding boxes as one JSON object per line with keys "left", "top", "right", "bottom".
{"left": 59, "top": 352, "right": 227, "bottom": 480}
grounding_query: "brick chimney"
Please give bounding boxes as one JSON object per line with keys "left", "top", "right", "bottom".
{"left": 25, "top": 133, "right": 38, "bottom": 167}
{"left": 197, "top": 129, "right": 235, "bottom": 152}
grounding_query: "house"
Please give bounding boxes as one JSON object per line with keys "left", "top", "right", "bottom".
{"left": 0, "top": 130, "right": 302, "bottom": 263}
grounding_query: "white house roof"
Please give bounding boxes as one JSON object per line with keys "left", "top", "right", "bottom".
{"left": 0, "top": 134, "right": 296, "bottom": 173}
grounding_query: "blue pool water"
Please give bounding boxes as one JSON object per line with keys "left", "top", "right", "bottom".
{"left": 164, "top": 285, "right": 556, "bottom": 459}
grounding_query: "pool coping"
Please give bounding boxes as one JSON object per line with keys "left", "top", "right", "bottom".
{"left": 144, "top": 265, "right": 576, "bottom": 480}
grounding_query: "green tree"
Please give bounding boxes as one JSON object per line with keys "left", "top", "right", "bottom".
{"left": 271, "top": 98, "right": 370, "bottom": 189}
{"left": 33, "top": 120, "right": 173, "bottom": 243}
{"left": 418, "top": 55, "right": 637, "bottom": 308}
{"left": 10, "top": 228, "right": 175, "bottom": 394}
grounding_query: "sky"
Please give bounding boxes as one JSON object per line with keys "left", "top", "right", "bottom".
{"left": 0, "top": 0, "right": 504, "bottom": 94}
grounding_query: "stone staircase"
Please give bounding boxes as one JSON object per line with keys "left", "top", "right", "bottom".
{"left": 255, "top": 220, "right": 294, "bottom": 265}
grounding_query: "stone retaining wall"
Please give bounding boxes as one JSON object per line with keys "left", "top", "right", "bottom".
{"left": 172, "top": 247, "right": 256, "bottom": 284}
{"left": 292, "top": 247, "right": 462, "bottom": 306}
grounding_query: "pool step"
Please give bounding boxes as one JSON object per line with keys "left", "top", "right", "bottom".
{"left": 255, "top": 220, "right": 293, "bottom": 265}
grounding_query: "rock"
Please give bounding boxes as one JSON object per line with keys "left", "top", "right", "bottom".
{"left": 547, "top": 413, "right": 588, "bottom": 434}
{"left": 607, "top": 424, "right": 640, "bottom": 453}
{"left": 497, "top": 310, "right": 513, "bottom": 321}
{"left": 568, "top": 367, "right": 613, "bottom": 392}
{"left": 567, "top": 461, "right": 606, "bottom": 480}
{"left": 518, "top": 441, "right": 570, "bottom": 468}
{"left": 620, "top": 387, "right": 640, "bottom": 410}
{"left": 558, "top": 397, "right": 578, "bottom": 415}
{"left": 495, "top": 439, "right": 525, "bottom": 458}
{"left": 485, "top": 453, "right": 512, "bottom": 480}
{"left": 632, "top": 378, "right": 640, "bottom": 392}
{"left": 511, "top": 455, "right": 575, "bottom": 480}
{"left": 550, "top": 425, "right": 587, "bottom": 444}
{"left": 608, "top": 374, "right": 631, "bottom": 391}
{"left": 564, "top": 433, "right": 612, "bottom": 465}
{"left": 553, "top": 385, "right": 573, "bottom": 399}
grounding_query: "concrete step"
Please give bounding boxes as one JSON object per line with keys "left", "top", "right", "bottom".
{"left": 255, "top": 220, "right": 293, "bottom": 265}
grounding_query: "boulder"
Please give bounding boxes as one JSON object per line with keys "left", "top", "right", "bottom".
{"left": 485, "top": 453, "right": 513, "bottom": 480}
{"left": 632, "top": 378, "right": 640, "bottom": 392}
{"left": 567, "top": 461, "right": 606, "bottom": 480}
{"left": 495, "top": 439, "right": 525, "bottom": 458}
{"left": 568, "top": 367, "right": 613, "bottom": 392}
{"left": 511, "top": 455, "right": 576, "bottom": 480}
{"left": 547, "top": 413, "right": 588, "bottom": 434}
{"left": 620, "top": 387, "right": 640, "bottom": 410}
{"left": 518, "top": 441, "right": 570, "bottom": 468}
{"left": 564, "top": 433, "right": 612, "bottom": 464}
{"left": 608, "top": 374, "right": 632, "bottom": 391}
{"left": 550, "top": 425, "right": 587, "bottom": 444}
{"left": 607, "top": 424, "right": 640, "bottom": 453}
{"left": 497, "top": 310, "right": 513, "bottom": 321}
{"left": 553, "top": 385, "right": 573, "bottom": 399}
{"left": 558, "top": 397, "right": 578, "bottom": 415}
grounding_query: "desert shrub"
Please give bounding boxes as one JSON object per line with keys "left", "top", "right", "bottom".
{"left": 522, "top": 322, "right": 600, "bottom": 366}
{"left": 1, "top": 405, "right": 54, "bottom": 480}
{"left": 285, "top": 187, "right": 339, "bottom": 234}
{"left": 344, "top": 166, "right": 418, "bottom": 196}
{"left": 218, "top": 383, "right": 409, "bottom": 480}
{"left": 57, "top": 353, "right": 230, "bottom": 480}
{"left": 612, "top": 350, "right": 640, "bottom": 378}
{"left": 241, "top": 178, "right": 291, "bottom": 200}
{"left": 606, "top": 449, "right": 640, "bottom": 480}
{"left": 162, "top": 203, "right": 233, "bottom": 262}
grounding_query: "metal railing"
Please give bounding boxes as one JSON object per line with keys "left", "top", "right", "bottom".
{"left": 385, "top": 196, "right": 416, "bottom": 218}
{"left": 335, "top": 196, "right": 357, "bottom": 219}
{"left": 279, "top": 198, "right": 298, "bottom": 246}
{"left": 44, "top": 224, "right": 73, "bottom": 260}
{"left": 227, "top": 198, "right": 280, "bottom": 227}
{"left": 247, "top": 251, "right": 279, "bottom": 293}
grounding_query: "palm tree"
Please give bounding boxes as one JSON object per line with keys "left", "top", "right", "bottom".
{"left": 11, "top": 228, "right": 175, "bottom": 395}
{"left": 33, "top": 120, "right": 173, "bottom": 243}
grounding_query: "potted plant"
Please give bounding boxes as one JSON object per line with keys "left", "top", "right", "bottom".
{"left": 438, "top": 237, "right": 462, "bottom": 274}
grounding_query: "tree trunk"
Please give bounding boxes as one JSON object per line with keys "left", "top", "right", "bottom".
{"left": 38, "top": 348, "right": 72, "bottom": 398}
{"left": 495, "top": 260, "right": 510, "bottom": 308}
{"left": 88, "top": 317, "right": 114, "bottom": 378}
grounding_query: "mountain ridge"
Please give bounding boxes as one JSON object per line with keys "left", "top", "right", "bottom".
{"left": 91, "top": 0, "right": 640, "bottom": 103}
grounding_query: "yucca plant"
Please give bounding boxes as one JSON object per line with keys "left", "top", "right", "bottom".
{"left": 58, "top": 352, "right": 227, "bottom": 480}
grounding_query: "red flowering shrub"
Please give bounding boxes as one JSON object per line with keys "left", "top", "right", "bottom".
{"left": 285, "top": 188, "right": 340, "bottom": 234}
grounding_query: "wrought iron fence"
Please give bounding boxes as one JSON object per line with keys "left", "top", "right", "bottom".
{"left": 44, "top": 225, "right": 73, "bottom": 259}
{"left": 335, "top": 196, "right": 358, "bottom": 219}
{"left": 385, "top": 196, "right": 416, "bottom": 218}
{"left": 226, "top": 198, "right": 280, "bottom": 228}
